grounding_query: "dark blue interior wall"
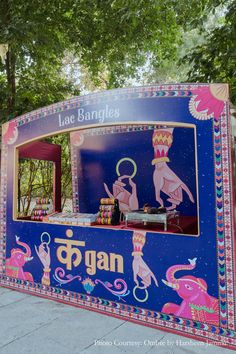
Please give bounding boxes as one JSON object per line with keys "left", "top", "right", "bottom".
{"left": 76, "top": 127, "right": 197, "bottom": 216}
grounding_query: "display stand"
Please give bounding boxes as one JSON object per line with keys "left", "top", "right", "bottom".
{"left": 31, "top": 198, "right": 51, "bottom": 221}
{"left": 125, "top": 210, "right": 180, "bottom": 231}
{"left": 96, "top": 198, "right": 120, "bottom": 226}
{"left": 0, "top": 84, "right": 235, "bottom": 350}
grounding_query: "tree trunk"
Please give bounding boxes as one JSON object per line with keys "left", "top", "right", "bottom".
{"left": 5, "top": 47, "right": 16, "bottom": 117}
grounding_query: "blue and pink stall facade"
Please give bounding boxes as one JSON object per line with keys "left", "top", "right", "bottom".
{"left": 0, "top": 84, "right": 236, "bottom": 349}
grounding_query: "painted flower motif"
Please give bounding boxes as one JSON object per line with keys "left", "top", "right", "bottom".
{"left": 2, "top": 120, "right": 18, "bottom": 145}
{"left": 189, "top": 84, "right": 229, "bottom": 120}
{"left": 82, "top": 277, "right": 96, "bottom": 294}
{"left": 70, "top": 131, "right": 84, "bottom": 147}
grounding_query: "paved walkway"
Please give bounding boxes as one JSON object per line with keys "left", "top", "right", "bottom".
{"left": 0, "top": 286, "right": 233, "bottom": 354}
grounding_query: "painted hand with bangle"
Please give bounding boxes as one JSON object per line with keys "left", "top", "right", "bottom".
{"left": 132, "top": 231, "right": 158, "bottom": 303}
{"left": 133, "top": 255, "right": 158, "bottom": 288}
{"left": 104, "top": 175, "right": 139, "bottom": 212}
{"left": 152, "top": 128, "right": 194, "bottom": 210}
{"left": 35, "top": 241, "right": 51, "bottom": 286}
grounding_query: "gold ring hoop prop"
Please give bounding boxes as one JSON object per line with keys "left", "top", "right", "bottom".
{"left": 40, "top": 232, "right": 51, "bottom": 245}
{"left": 133, "top": 285, "right": 148, "bottom": 303}
{"left": 116, "top": 157, "right": 137, "bottom": 179}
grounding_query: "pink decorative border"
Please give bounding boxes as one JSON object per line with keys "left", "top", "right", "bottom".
{"left": 0, "top": 144, "right": 8, "bottom": 274}
{"left": 70, "top": 144, "right": 79, "bottom": 213}
{"left": 219, "top": 107, "right": 235, "bottom": 330}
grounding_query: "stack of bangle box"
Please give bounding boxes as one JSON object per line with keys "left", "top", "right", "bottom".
{"left": 46, "top": 212, "right": 98, "bottom": 226}
{"left": 96, "top": 198, "right": 120, "bottom": 225}
{"left": 31, "top": 197, "right": 51, "bottom": 221}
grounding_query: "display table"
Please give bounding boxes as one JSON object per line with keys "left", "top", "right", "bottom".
{"left": 124, "top": 210, "right": 180, "bottom": 231}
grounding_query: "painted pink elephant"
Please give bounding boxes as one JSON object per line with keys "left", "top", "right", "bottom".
{"left": 6, "top": 236, "right": 34, "bottom": 281}
{"left": 161, "top": 258, "right": 219, "bottom": 325}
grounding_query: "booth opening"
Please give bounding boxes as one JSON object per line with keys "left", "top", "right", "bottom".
{"left": 16, "top": 124, "right": 199, "bottom": 235}
{"left": 18, "top": 158, "right": 54, "bottom": 218}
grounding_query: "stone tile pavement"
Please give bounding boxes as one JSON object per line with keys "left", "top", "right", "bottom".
{"left": 0, "top": 286, "right": 233, "bottom": 354}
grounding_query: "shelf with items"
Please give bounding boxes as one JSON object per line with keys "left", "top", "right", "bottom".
{"left": 96, "top": 198, "right": 120, "bottom": 226}
{"left": 31, "top": 197, "right": 52, "bottom": 222}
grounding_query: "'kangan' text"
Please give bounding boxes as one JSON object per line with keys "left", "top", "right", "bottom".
{"left": 55, "top": 233, "right": 124, "bottom": 276}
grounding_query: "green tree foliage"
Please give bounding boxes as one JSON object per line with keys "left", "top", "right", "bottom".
{"left": 50, "top": 134, "right": 72, "bottom": 210}
{"left": 19, "top": 159, "right": 54, "bottom": 216}
{"left": 0, "top": 0, "right": 80, "bottom": 122}
{"left": 0, "top": 0, "right": 222, "bottom": 123}
{"left": 185, "top": 1, "right": 236, "bottom": 104}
